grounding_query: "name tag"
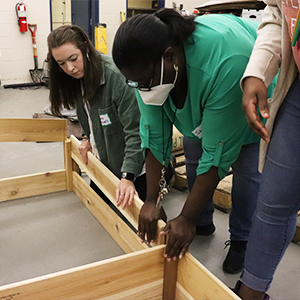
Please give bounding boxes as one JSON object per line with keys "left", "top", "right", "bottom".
{"left": 192, "top": 125, "right": 202, "bottom": 139}
{"left": 100, "top": 113, "right": 112, "bottom": 126}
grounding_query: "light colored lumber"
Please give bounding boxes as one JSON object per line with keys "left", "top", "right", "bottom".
{"left": 216, "top": 174, "right": 232, "bottom": 194}
{"left": 0, "top": 245, "right": 166, "bottom": 300}
{"left": 176, "top": 283, "right": 195, "bottom": 300}
{"left": 174, "top": 173, "right": 189, "bottom": 191}
{"left": 172, "top": 149, "right": 184, "bottom": 157}
{"left": 0, "top": 170, "right": 66, "bottom": 202}
{"left": 70, "top": 135, "right": 140, "bottom": 227}
{"left": 64, "top": 139, "right": 73, "bottom": 192}
{"left": 72, "top": 171, "right": 148, "bottom": 253}
{"left": 175, "top": 165, "right": 186, "bottom": 176}
{"left": 100, "top": 279, "right": 163, "bottom": 300}
{"left": 175, "top": 154, "right": 185, "bottom": 166}
{"left": 213, "top": 174, "right": 232, "bottom": 213}
{"left": 0, "top": 118, "right": 67, "bottom": 142}
{"left": 0, "top": 120, "right": 242, "bottom": 300}
{"left": 213, "top": 190, "right": 232, "bottom": 213}
{"left": 177, "top": 252, "right": 240, "bottom": 300}
{"left": 70, "top": 135, "right": 166, "bottom": 246}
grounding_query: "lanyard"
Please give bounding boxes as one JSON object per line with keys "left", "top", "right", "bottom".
{"left": 156, "top": 107, "right": 177, "bottom": 217}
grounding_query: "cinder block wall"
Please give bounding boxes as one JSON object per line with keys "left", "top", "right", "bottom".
{"left": 0, "top": 0, "right": 50, "bottom": 85}
{"left": 2, "top": 0, "right": 205, "bottom": 85}
{"left": 99, "top": 0, "right": 126, "bottom": 56}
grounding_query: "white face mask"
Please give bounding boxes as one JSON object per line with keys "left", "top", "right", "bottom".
{"left": 138, "top": 57, "right": 178, "bottom": 106}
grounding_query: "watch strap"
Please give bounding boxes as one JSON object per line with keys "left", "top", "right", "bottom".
{"left": 122, "top": 172, "right": 135, "bottom": 181}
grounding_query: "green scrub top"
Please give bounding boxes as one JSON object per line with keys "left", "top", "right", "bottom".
{"left": 137, "top": 14, "right": 276, "bottom": 180}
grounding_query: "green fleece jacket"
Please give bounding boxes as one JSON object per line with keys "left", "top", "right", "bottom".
{"left": 75, "top": 53, "right": 144, "bottom": 178}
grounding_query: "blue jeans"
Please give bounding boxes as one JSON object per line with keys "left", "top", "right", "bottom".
{"left": 183, "top": 136, "right": 260, "bottom": 240}
{"left": 241, "top": 77, "right": 300, "bottom": 292}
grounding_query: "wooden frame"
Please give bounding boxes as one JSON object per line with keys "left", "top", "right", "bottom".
{"left": 0, "top": 118, "right": 240, "bottom": 300}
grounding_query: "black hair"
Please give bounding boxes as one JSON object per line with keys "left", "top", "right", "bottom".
{"left": 47, "top": 25, "right": 102, "bottom": 116}
{"left": 112, "top": 8, "right": 196, "bottom": 70}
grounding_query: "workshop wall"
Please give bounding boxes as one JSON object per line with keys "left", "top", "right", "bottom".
{"left": 165, "top": 0, "right": 208, "bottom": 14}
{"left": 0, "top": 0, "right": 50, "bottom": 85}
{"left": 0, "top": 0, "right": 127, "bottom": 86}
{"left": 99, "top": 0, "right": 126, "bottom": 57}
{"left": 0, "top": 0, "right": 208, "bottom": 86}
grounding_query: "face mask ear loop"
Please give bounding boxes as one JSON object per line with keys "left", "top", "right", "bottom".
{"left": 160, "top": 56, "right": 164, "bottom": 85}
{"left": 173, "top": 65, "right": 179, "bottom": 85}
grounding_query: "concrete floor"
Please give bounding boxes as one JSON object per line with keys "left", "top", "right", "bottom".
{"left": 0, "top": 85, "right": 300, "bottom": 299}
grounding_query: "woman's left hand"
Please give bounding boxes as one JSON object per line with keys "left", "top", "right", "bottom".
{"left": 160, "top": 215, "right": 196, "bottom": 261}
{"left": 78, "top": 139, "right": 92, "bottom": 164}
{"left": 116, "top": 179, "right": 138, "bottom": 209}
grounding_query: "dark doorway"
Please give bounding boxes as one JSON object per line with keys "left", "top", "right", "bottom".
{"left": 71, "top": 0, "right": 99, "bottom": 43}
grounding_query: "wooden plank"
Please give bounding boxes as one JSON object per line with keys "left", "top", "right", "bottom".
{"left": 0, "top": 118, "right": 67, "bottom": 142}
{"left": 177, "top": 252, "right": 240, "bottom": 300}
{"left": 174, "top": 173, "right": 189, "bottom": 191}
{"left": 176, "top": 283, "right": 194, "bottom": 300}
{"left": 213, "top": 190, "right": 232, "bottom": 213}
{"left": 0, "top": 170, "right": 66, "bottom": 202}
{"left": 172, "top": 149, "right": 184, "bottom": 157}
{"left": 0, "top": 123, "right": 243, "bottom": 300}
{"left": 174, "top": 155, "right": 185, "bottom": 166}
{"left": 70, "top": 135, "right": 140, "bottom": 227}
{"left": 0, "top": 245, "right": 166, "bottom": 300}
{"left": 70, "top": 135, "right": 166, "bottom": 246}
{"left": 72, "top": 171, "right": 148, "bottom": 253}
{"left": 175, "top": 165, "right": 186, "bottom": 176}
{"left": 163, "top": 259, "right": 179, "bottom": 300}
{"left": 213, "top": 174, "right": 232, "bottom": 213}
{"left": 64, "top": 139, "right": 73, "bottom": 192}
{"left": 100, "top": 280, "right": 163, "bottom": 300}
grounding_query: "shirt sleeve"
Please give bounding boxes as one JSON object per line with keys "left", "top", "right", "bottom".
{"left": 136, "top": 90, "right": 173, "bottom": 166}
{"left": 198, "top": 55, "right": 250, "bottom": 180}
{"left": 241, "top": 0, "right": 282, "bottom": 88}
{"left": 115, "top": 81, "right": 145, "bottom": 176}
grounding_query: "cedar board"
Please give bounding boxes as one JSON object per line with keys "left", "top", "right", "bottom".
{"left": 0, "top": 118, "right": 240, "bottom": 300}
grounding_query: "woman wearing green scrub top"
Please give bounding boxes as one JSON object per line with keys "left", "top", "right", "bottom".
{"left": 112, "top": 8, "right": 276, "bottom": 272}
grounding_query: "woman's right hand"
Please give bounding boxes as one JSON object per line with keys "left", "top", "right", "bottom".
{"left": 242, "top": 77, "right": 270, "bottom": 143}
{"left": 138, "top": 201, "right": 158, "bottom": 245}
{"left": 78, "top": 139, "right": 92, "bottom": 164}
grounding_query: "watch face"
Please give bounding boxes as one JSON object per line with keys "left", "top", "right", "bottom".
{"left": 122, "top": 172, "right": 134, "bottom": 181}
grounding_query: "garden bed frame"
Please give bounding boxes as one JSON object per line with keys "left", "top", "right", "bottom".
{"left": 0, "top": 118, "right": 240, "bottom": 300}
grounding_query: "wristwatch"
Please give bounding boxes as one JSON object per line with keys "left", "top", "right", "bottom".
{"left": 121, "top": 172, "right": 135, "bottom": 181}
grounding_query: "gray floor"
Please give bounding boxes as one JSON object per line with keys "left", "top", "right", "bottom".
{"left": 0, "top": 86, "right": 299, "bottom": 299}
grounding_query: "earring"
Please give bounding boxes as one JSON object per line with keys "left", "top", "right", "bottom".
{"left": 86, "top": 52, "right": 91, "bottom": 62}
